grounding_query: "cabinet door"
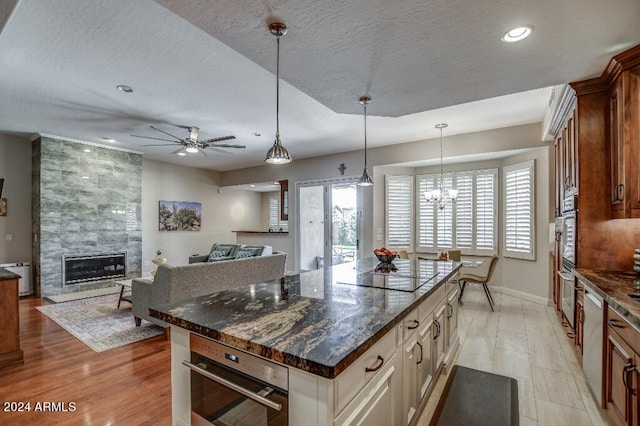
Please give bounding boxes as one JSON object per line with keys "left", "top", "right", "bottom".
{"left": 606, "top": 328, "right": 634, "bottom": 425}
{"left": 625, "top": 65, "right": 640, "bottom": 217}
{"left": 446, "top": 288, "right": 459, "bottom": 353}
{"left": 402, "top": 336, "right": 419, "bottom": 425}
{"left": 610, "top": 76, "right": 625, "bottom": 218}
{"left": 417, "top": 316, "right": 434, "bottom": 401}
{"left": 575, "top": 297, "right": 584, "bottom": 357}
{"left": 433, "top": 303, "right": 446, "bottom": 373}
{"left": 334, "top": 359, "right": 396, "bottom": 426}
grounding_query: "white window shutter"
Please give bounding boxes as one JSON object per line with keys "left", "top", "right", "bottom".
{"left": 504, "top": 160, "right": 535, "bottom": 260}
{"left": 475, "top": 170, "right": 497, "bottom": 254}
{"left": 417, "top": 175, "right": 435, "bottom": 250}
{"left": 455, "top": 174, "right": 473, "bottom": 249}
{"left": 385, "top": 175, "right": 413, "bottom": 249}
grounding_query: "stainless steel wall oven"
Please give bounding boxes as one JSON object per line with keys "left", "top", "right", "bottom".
{"left": 559, "top": 193, "right": 578, "bottom": 330}
{"left": 185, "top": 334, "right": 289, "bottom": 426}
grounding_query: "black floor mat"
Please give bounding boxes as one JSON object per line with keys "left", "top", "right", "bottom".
{"left": 431, "top": 365, "right": 519, "bottom": 426}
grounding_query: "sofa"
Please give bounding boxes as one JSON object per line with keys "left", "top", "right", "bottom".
{"left": 188, "top": 243, "right": 274, "bottom": 263}
{"left": 132, "top": 251, "right": 287, "bottom": 327}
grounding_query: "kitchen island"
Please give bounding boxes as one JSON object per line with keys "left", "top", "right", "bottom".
{"left": 151, "top": 258, "right": 461, "bottom": 426}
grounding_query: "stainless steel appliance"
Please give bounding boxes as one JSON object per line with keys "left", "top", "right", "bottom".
{"left": 583, "top": 287, "right": 603, "bottom": 406}
{"left": 559, "top": 193, "right": 578, "bottom": 329}
{"left": 185, "top": 334, "right": 289, "bottom": 426}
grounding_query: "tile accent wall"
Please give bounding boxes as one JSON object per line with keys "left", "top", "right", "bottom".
{"left": 32, "top": 137, "right": 142, "bottom": 296}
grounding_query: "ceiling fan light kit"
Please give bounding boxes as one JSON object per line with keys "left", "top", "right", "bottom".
{"left": 357, "top": 95, "right": 373, "bottom": 186}
{"left": 265, "top": 21, "right": 292, "bottom": 165}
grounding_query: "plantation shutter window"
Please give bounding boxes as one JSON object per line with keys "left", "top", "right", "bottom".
{"left": 269, "top": 195, "right": 287, "bottom": 231}
{"left": 475, "top": 170, "right": 497, "bottom": 254}
{"left": 504, "top": 160, "right": 535, "bottom": 260}
{"left": 417, "top": 175, "right": 436, "bottom": 249}
{"left": 386, "top": 175, "right": 413, "bottom": 249}
{"left": 454, "top": 173, "right": 473, "bottom": 250}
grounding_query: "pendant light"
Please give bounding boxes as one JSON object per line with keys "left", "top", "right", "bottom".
{"left": 424, "top": 123, "right": 458, "bottom": 209}
{"left": 357, "top": 95, "right": 373, "bottom": 186}
{"left": 264, "top": 21, "right": 292, "bottom": 164}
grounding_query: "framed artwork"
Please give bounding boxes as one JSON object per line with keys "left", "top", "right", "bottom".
{"left": 0, "top": 198, "right": 6, "bottom": 216}
{"left": 279, "top": 180, "right": 288, "bottom": 220}
{"left": 159, "top": 200, "right": 201, "bottom": 231}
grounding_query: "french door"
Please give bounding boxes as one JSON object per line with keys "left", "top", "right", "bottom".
{"left": 298, "top": 179, "right": 361, "bottom": 271}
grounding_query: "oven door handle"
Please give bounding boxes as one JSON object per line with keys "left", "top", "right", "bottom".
{"left": 557, "top": 271, "right": 574, "bottom": 281}
{"left": 182, "top": 360, "right": 283, "bottom": 411}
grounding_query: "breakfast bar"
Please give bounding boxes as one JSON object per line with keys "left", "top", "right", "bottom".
{"left": 151, "top": 258, "right": 461, "bottom": 426}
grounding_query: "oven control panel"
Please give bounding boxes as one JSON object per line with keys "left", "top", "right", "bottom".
{"left": 190, "top": 334, "right": 289, "bottom": 391}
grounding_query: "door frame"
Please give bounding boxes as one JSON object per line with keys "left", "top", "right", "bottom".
{"left": 296, "top": 176, "right": 362, "bottom": 271}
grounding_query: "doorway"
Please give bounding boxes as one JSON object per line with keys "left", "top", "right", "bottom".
{"left": 298, "top": 179, "right": 361, "bottom": 270}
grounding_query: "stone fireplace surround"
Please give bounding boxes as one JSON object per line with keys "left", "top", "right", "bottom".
{"left": 32, "top": 136, "right": 142, "bottom": 297}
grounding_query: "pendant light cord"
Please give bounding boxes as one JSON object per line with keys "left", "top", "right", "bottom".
{"left": 364, "top": 103, "right": 368, "bottom": 168}
{"left": 276, "top": 34, "right": 281, "bottom": 139}
{"left": 439, "top": 126, "right": 443, "bottom": 186}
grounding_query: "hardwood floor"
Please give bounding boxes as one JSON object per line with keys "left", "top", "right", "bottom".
{"left": 0, "top": 296, "right": 172, "bottom": 425}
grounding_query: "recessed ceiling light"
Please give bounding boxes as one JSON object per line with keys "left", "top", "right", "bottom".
{"left": 81, "top": 176, "right": 90, "bottom": 179}
{"left": 101, "top": 138, "right": 116, "bottom": 142}
{"left": 84, "top": 148, "right": 91, "bottom": 153}
{"left": 116, "top": 84, "right": 133, "bottom": 93}
{"left": 250, "top": 184, "right": 256, "bottom": 188}
{"left": 501, "top": 25, "right": 533, "bottom": 43}
{"left": 177, "top": 152, "right": 187, "bottom": 156}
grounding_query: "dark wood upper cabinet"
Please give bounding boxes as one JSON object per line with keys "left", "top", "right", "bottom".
{"left": 278, "top": 180, "right": 288, "bottom": 221}
{"left": 610, "top": 64, "right": 640, "bottom": 219}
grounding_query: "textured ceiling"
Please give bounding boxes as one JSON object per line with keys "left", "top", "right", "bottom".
{"left": 0, "top": 0, "right": 639, "bottom": 171}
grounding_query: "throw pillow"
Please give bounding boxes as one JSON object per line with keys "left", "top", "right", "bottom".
{"left": 207, "top": 250, "right": 231, "bottom": 262}
{"left": 236, "top": 248, "right": 260, "bottom": 258}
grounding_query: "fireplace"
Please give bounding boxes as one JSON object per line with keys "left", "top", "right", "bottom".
{"left": 62, "top": 253, "right": 127, "bottom": 286}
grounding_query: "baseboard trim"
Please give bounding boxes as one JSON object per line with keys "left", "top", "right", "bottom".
{"left": 463, "top": 283, "right": 550, "bottom": 306}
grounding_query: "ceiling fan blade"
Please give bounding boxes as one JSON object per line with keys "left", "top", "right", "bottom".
{"left": 208, "top": 147, "right": 234, "bottom": 155}
{"left": 131, "top": 134, "right": 177, "bottom": 143}
{"left": 150, "top": 125, "right": 184, "bottom": 141}
{"left": 142, "top": 143, "right": 181, "bottom": 147}
{"left": 171, "top": 147, "right": 186, "bottom": 155}
{"left": 198, "top": 148, "right": 207, "bottom": 157}
{"left": 210, "top": 143, "right": 246, "bottom": 149}
{"left": 200, "top": 135, "right": 236, "bottom": 144}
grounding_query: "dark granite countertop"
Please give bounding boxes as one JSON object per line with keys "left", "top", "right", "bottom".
{"left": 574, "top": 268, "right": 640, "bottom": 329}
{"left": 150, "top": 258, "right": 460, "bottom": 379}
{"left": 0, "top": 267, "right": 21, "bottom": 281}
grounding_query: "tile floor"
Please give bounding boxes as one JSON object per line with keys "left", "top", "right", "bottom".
{"left": 417, "top": 286, "right": 613, "bottom": 425}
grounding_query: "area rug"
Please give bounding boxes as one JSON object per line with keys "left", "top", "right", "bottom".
{"left": 46, "top": 286, "right": 121, "bottom": 303}
{"left": 36, "top": 295, "right": 164, "bottom": 352}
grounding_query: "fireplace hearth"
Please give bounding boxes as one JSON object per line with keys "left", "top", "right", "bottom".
{"left": 62, "top": 253, "right": 127, "bottom": 286}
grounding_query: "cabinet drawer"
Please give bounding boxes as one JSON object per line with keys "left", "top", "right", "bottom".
{"left": 334, "top": 326, "right": 397, "bottom": 415}
{"left": 419, "top": 284, "right": 445, "bottom": 323}
{"left": 607, "top": 307, "right": 640, "bottom": 352}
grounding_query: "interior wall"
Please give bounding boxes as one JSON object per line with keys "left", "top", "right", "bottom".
{"left": 0, "top": 134, "right": 32, "bottom": 265}
{"left": 141, "top": 160, "right": 262, "bottom": 273}
{"left": 221, "top": 123, "right": 546, "bottom": 279}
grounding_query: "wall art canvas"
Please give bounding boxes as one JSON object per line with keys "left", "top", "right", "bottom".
{"left": 159, "top": 200, "right": 201, "bottom": 231}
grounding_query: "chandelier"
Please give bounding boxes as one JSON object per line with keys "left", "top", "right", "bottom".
{"left": 264, "top": 21, "right": 292, "bottom": 164}
{"left": 424, "top": 123, "right": 458, "bottom": 210}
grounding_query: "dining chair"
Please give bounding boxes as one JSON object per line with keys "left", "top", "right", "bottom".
{"left": 447, "top": 249, "right": 461, "bottom": 262}
{"left": 457, "top": 255, "right": 499, "bottom": 311}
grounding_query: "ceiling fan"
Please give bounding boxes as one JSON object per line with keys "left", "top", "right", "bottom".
{"left": 131, "top": 126, "right": 244, "bottom": 156}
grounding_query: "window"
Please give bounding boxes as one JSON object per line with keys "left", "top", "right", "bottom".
{"left": 385, "top": 175, "right": 413, "bottom": 249}
{"left": 269, "top": 195, "right": 288, "bottom": 231}
{"left": 417, "top": 169, "right": 497, "bottom": 255}
{"left": 504, "top": 160, "right": 535, "bottom": 260}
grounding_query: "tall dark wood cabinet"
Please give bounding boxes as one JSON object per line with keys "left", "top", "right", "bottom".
{"left": 569, "top": 44, "right": 640, "bottom": 272}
